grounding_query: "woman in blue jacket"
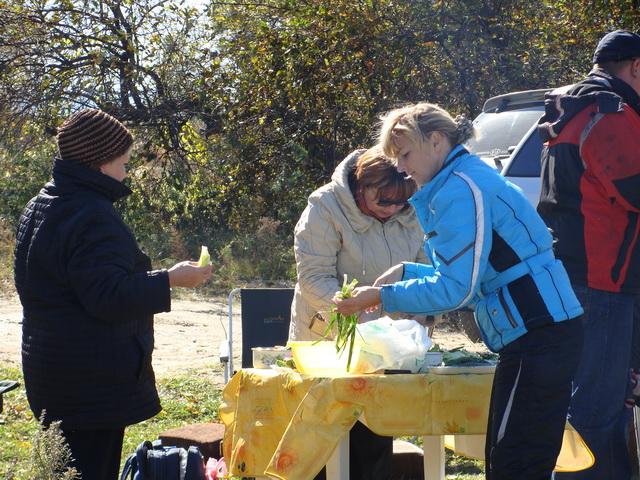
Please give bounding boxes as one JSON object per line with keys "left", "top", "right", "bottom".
{"left": 334, "top": 103, "right": 584, "bottom": 480}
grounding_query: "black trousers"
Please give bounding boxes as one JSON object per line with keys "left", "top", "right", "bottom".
{"left": 314, "top": 420, "right": 393, "bottom": 480}
{"left": 61, "top": 427, "right": 126, "bottom": 480}
{"left": 485, "top": 319, "right": 583, "bottom": 480}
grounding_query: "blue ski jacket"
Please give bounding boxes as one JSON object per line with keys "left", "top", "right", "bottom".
{"left": 380, "top": 145, "right": 583, "bottom": 352}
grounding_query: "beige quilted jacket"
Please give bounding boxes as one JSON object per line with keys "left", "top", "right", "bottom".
{"left": 289, "top": 150, "right": 428, "bottom": 341}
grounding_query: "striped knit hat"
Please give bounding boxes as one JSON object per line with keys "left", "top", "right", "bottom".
{"left": 57, "top": 109, "right": 133, "bottom": 168}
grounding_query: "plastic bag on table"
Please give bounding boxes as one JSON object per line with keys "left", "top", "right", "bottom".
{"left": 352, "top": 317, "right": 432, "bottom": 373}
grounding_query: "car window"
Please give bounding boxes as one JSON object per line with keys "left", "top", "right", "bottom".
{"left": 465, "top": 109, "right": 543, "bottom": 157}
{"left": 503, "top": 127, "right": 544, "bottom": 177}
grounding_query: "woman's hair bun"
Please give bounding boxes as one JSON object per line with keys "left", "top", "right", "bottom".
{"left": 454, "top": 114, "right": 475, "bottom": 144}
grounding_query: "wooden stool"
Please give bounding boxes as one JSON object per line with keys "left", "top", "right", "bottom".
{"left": 392, "top": 439, "right": 424, "bottom": 480}
{"left": 158, "top": 422, "right": 225, "bottom": 461}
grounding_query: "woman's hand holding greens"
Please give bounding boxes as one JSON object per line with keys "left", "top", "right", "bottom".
{"left": 333, "top": 286, "right": 382, "bottom": 316}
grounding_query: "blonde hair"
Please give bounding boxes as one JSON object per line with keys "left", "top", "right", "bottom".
{"left": 378, "top": 102, "right": 475, "bottom": 158}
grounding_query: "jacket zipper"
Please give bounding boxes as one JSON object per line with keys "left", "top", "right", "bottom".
{"left": 498, "top": 289, "right": 518, "bottom": 328}
{"left": 382, "top": 224, "right": 392, "bottom": 270}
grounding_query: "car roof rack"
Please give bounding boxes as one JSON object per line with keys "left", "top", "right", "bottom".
{"left": 482, "top": 88, "right": 551, "bottom": 113}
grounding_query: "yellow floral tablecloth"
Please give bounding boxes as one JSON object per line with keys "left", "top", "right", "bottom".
{"left": 220, "top": 368, "right": 593, "bottom": 480}
{"left": 221, "top": 368, "right": 492, "bottom": 478}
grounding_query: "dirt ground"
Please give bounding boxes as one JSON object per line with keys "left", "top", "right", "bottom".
{"left": 0, "top": 293, "right": 485, "bottom": 386}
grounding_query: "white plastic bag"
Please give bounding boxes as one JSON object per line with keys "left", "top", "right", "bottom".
{"left": 352, "top": 317, "right": 432, "bottom": 373}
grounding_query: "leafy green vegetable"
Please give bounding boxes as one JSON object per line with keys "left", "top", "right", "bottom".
{"left": 276, "top": 358, "right": 296, "bottom": 369}
{"left": 197, "top": 246, "right": 210, "bottom": 267}
{"left": 441, "top": 348, "right": 495, "bottom": 366}
{"left": 319, "top": 274, "right": 359, "bottom": 372}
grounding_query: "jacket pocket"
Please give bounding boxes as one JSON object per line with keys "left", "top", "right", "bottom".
{"left": 475, "top": 288, "right": 523, "bottom": 352}
{"left": 134, "top": 332, "right": 154, "bottom": 381}
{"left": 111, "top": 333, "right": 154, "bottom": 384}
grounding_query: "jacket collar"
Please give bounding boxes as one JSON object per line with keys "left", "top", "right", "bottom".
{"left": 44, "top": 158, "right": 132, "bottom": 202}
{"left": 410, "top": 145, "right": 468, "bottom": 207}
{"left": 582, "top": 67, "right": 640, "bottom": 115}
{"left": 331, "top": 150, "right": 418, "bottom": 233}
{"left": 538, "top": 68, "right": 640, "bottom": 142}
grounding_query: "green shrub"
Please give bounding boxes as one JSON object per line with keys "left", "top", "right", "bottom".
{"left": 0, "top": 217, "right": 16, "bottom": 297}
{"left": 29, "top": 413, "right": 80, "bottom": 480}
{"left": 0, "top": 141, "right": 53, "bottom": 226}
{"left": 212, "top": 217, "right": 296, "bottom": 291}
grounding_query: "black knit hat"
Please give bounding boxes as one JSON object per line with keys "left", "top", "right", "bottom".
{"left": 57, "top": 109, "right": 133, "bottom": 167}
{"left": 593, "top": 30, "right": 640, "bottom": 64}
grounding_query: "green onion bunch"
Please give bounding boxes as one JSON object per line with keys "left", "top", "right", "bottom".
{"left": 322, "top": 274, "right": 360, "bottom": 371}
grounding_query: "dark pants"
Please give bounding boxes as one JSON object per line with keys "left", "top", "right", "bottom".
{"left": 486, "top": 319, "right": 583, "bottom": 480}
{"left": 556, "top": 286, "right": 635, "bottom": 480}
{"left": 61, "top": 427, "right": 125, "bottom": 480}
{"left": 314, "top": 420, "right": 393, "bottom": 480}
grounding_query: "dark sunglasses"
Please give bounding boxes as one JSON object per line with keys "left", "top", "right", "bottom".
{"left": 376, "top": 199, "right": 409, "bottom": 208}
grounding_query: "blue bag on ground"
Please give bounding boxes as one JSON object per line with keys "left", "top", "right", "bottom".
{"left": 120, "top": 439, "right": 206, "bottom": 480}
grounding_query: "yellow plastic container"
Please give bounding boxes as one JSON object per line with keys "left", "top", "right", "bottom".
{"left": 288, "top": 341, "right": 360, "bottom": 376}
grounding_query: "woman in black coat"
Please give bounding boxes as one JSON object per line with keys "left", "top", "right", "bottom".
{"left": 14, "top": 109, "right": 212, "bottom": 480}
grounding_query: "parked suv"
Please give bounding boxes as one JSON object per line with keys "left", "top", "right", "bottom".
{"left": 499, "top": 122, "right": 545, "bottom": 205}
{"left": 500, "top": 85, "right": 572, "bottom": 206}
{"left": 466, "top": 88, "right": 549, "bottom": 172}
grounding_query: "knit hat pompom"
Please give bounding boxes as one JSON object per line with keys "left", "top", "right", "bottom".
{"left": 56, "top": 109, "right": 133, "bottom": 167}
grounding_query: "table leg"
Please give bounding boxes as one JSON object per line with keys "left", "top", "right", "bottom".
{"left": 422, "top": 435, "right": 445, "bottom": 480}
{"left": 326, "top": 433, "right": 350, "bottom": 479}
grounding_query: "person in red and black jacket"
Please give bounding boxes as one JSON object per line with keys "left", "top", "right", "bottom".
{"left": 537, "top": 30, "right": 640, "bottom": 480}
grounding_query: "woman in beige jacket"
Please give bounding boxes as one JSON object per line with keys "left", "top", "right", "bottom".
{"left": 289, "top": 146, "right": 428, "bottom": 341}
{"left": 289, "top": 146, "right": 428, "bottom": 480}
